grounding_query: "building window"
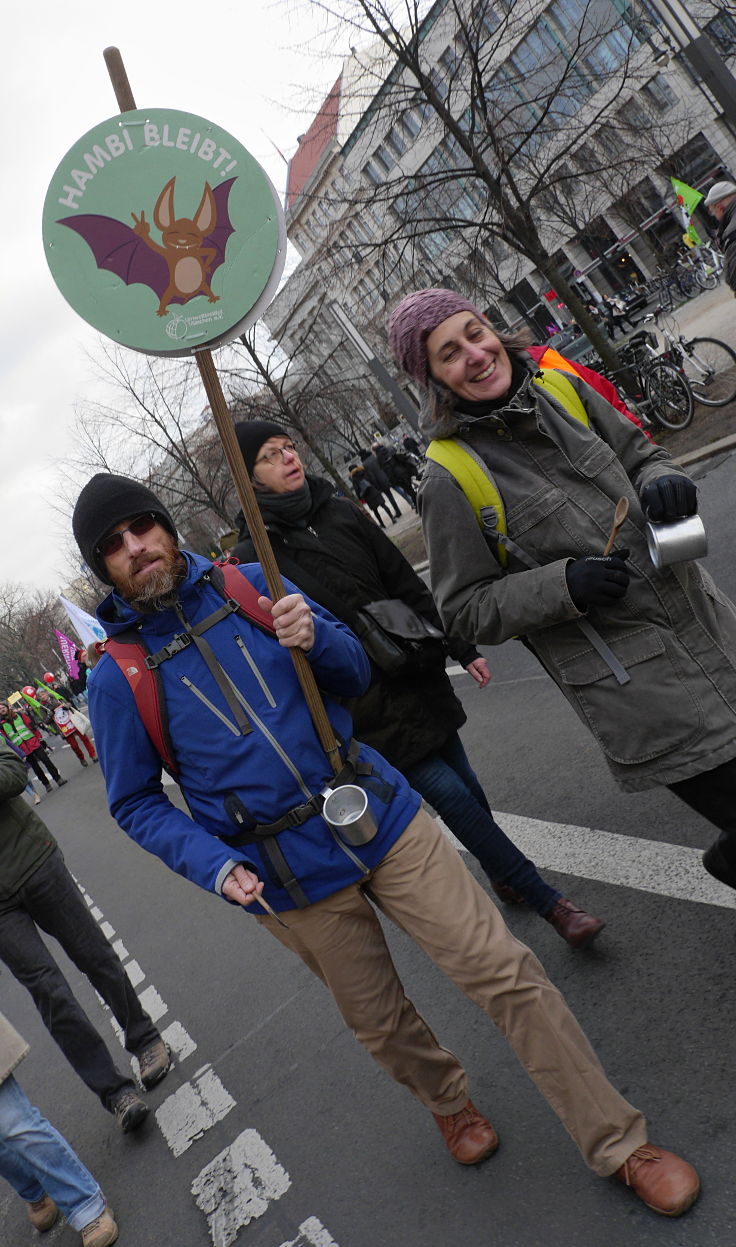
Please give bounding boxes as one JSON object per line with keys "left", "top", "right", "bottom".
{"left": 400, "top": 108, "right": 422, "bottom": 139}
{"left": 641, "top": 73, "right": 676, "bottom": 112}
{"left": 705, "top": 12, "right": 736, "bottom": 56}
{"left": 363, "top": 159, "right": 384, "bottom": 186}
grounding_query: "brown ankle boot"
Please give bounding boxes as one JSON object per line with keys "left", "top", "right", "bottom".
{"left": 432, "top": 1099, "right": 499, "bottom": 1164}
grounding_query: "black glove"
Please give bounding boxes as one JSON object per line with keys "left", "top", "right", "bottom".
{"left": 565, "top": 554, "right": 630, "bottom": 610}
{"left": 640, "top": 475, "right": 697, "bottom": 522}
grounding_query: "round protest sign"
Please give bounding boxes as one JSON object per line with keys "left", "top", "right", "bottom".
{"left": 43, "top": 108, "right": 286, "bottom": 356}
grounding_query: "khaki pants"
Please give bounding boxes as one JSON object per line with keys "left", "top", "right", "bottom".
{"left": 258, "top": 809, "right": 647, "bottom": 1176}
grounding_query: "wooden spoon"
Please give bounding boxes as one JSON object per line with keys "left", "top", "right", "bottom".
{"left": 603, "top": 496, "right": 629, "bottom": 556}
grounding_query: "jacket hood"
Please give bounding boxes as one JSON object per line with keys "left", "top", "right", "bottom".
{"left": 418, "top": 352, "right": 537, "bottom": 440}
{"left": 96, "top": 550, "right": 212, "bottom": 636}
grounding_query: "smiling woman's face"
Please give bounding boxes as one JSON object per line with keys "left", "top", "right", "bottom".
{"left": 426, "top": 312, "right": 513, "bottom": 403}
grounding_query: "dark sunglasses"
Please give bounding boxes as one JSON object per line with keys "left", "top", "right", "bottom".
{"left": 96, "top": 513, "right": 158, "bottom": 558}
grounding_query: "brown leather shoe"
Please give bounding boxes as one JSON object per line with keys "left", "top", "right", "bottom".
{"left": 432, "top": 1099, "right": 499, "bottom": 1165}
{"left": 545, "top": 897, "right": 605, "bottom": 949}
{"left": 491, "top": 879, "right": 526, "bottom": 905}
{"left": 615, "top": 1144, "right": 700, "bottom": 1216}
{"left": 27, "top": 1195, "right": 59, "bottom": 1231}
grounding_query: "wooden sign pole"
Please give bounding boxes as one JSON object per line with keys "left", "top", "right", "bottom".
{"left": 102, "top": 47, "right": 342, "bottom": 775}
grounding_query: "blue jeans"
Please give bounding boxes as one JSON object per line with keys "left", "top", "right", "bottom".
{"left": 404, "top": 733, "right": 560, "bottom": 915}
{"left": 0, "top": 1076, "right": 105, "bottom": 1231}
{"left": 0, "top": 848, "right": 159, "bottom": 1109}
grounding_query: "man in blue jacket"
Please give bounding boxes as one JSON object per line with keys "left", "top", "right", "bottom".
{"left": 72, "top": 472, "right": 699, "bottom": 1218}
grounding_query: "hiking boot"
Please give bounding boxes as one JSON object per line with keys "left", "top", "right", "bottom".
{"left": 432, "top": 1099, "right": 499, "bottom": 1165}
{"left": 545, "top": 898, "right": 605, "bottom": 949}
{"left": 56, "top": 778, "right": 68, "bottom": 787}
{"left": 81, "top": 759, "right": 88, "bottom": 767}
{"left": 614, "top": 1144, "right": 700, "bottom": 1216}
{"left": 81, "top": 1206, "right": 118, "bottom": 1246}
{"left": 27, "top": 1194, "right": 59, "bottom": 1231}
{"left": 135, "top": 1036, "right": 172, "bottom": 1089}
{"left": 109, "top": 1085, "right": 148, "bottom": 1132}
{"left": 33, "top": 793, "right": 42, "bottom": 805}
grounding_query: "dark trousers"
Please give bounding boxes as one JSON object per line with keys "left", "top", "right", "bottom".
{"left": 403, "top": 732, "right": 560, "bottom": 914}
{"left": 25, "top": 745, "right": 61, "bottom": 788}
{"left": 0, "top": 849, "right": 159, "bottom": 1109}
{"left": 668, "top": 757, "right": 736, "bottom": 868}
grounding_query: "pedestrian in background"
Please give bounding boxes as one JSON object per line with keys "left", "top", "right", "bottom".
{"left": 50, "top": 698, "right": 98, "bottom": 768}
{"left": 233, "top": 421, "right": 603, "bottom": 947}
{"left": 0, "top": 737, "right": 170, "bottom": 1132}
{"left": 388, "top": 286, "right": 736, "bottom": 892}
{"left": 0, "top": 1008, "right": 118, "bottom": 1246}
{"left": 358, "top": 446, "right": 402, "bottom": 518}
{"left": 373, "top": 440, "right": 418, "bottom": 509}
{"left": 704, "top": 179, "right": 736, "bottom": 293}
{"left": 348, "top": 463, "right": 395, "bottom": 528}
{"left": 0, "top": 702, "right": 66, "bottom": 793}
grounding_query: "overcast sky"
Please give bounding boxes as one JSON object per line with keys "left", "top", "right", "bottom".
{"left": 3, "top": 0, "right": 344, "bottom": 593}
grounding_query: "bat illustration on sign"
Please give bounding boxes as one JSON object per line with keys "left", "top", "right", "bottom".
{"left": 57, "top": 177, "right": 236, "bottom": 317}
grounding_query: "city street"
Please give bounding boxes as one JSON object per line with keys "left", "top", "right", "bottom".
{"left": 2, "top": 451, "right": 736, "bottom": 1247}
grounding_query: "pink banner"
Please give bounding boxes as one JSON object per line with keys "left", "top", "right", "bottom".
{"left": 54, "top": 629, "right": 80, "bottom": 680}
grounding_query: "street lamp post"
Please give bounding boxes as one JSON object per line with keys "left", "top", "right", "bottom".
{"left": 328, "top": 301, "right": 420, "bottom": 431}
{"left": 646, "top": 0, "right": 736, "bottom": 129}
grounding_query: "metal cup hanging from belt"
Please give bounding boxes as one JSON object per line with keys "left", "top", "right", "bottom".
{"left": 322, "top": 785, "right": 378, "bottom": 846}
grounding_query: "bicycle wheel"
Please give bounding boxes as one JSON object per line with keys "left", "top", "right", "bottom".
{"left": 644, "top": 360, "right": 694, "bottom": 430}
{"left": 694, "top": 266, "right": 719, "bottom": 290}
{"left": 684, "top": 337, "right": 736, "bottom": 406}
{"left": 676, "top": 271, "right": 698, "bottom": 299}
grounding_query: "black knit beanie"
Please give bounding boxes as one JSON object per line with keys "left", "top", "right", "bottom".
{"left": 235, "top": 420, "right": 289, "bottom": 475}
{"left": 72, "top": 473, "right": 178, "bottom": 584}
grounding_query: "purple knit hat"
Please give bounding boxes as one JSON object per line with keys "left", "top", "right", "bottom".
{"left": 387, "top": 288, "right": 485, "bottom": 388}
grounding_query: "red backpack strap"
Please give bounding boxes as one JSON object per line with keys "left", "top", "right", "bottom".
{"left": 210, "top": 559, "right": 277, "bottom": 635}
{"left": 101, "top": 634, "right": 179, "bottom": 775}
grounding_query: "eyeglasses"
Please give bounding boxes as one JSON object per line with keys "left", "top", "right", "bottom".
{"left": 254, "top": 442, "right": 299, "bottom": 467}
{"left": 96, "top": 513, "right": 158, "bottom": 558}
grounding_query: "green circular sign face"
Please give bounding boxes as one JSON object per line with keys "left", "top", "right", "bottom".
{"left": 43, "top": 108, "right": 286, "bottom": 356}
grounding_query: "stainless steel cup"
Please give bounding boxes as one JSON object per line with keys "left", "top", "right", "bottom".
{"left": 322, "top": 784, "right": 378, "bottom": 846}
{"left": 645, "top": 515, "right": 708, "bottom": 569}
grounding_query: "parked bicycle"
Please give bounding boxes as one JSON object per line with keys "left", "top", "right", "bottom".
{"left": 599, "top": 327, "right": 695, "bottom": 431}
{"left": 642, "top": 308, "right": 736, "bottom": 407}
{"left": 684, "top": 244, "right": 723, "bottom": 291}
{"left": 648, "top": 259, "right": 700, "bottom": 311}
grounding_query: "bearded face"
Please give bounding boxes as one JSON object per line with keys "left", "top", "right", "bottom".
{"left": 102, "top": 522, "right": 186, "bottom": 610}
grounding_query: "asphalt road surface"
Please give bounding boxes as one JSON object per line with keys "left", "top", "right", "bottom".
{"left": 2, "top": 451, "right": 735, "bottom": 1247}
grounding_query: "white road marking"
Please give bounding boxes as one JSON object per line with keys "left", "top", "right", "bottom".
{"left": 100, "top": 921, "right": 116, "bottom": 940}
{"left": 123, "top": 959, "right": 145, "bottom": 988}
{"left": 161, "top": 1020, "right": 197, "bottom": 1062}
{"left": 91, "top": 906, "right": 103, "bottom": 920}
{"left": 436, "top": 812, "right": 736, "bottom": 910}
{"left": 137, "top": 984, "right": 168, "bottom": 1023}
{"left": 112, "top": 939, "right": 129, "bottom": 960}
{"left": 191, "top": 1129, "right": 290, "bottom": 1247}
{"left": 156, "top": 1066, "right": 235, "bottom": 1157}
{"left": 277, "top": 1218, "right": 340, "bottom": 1247}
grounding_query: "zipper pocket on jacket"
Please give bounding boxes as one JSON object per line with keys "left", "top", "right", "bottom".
{"left": 180, "top": 676, "right": 241, "bottom": 736}
{"left": 234, "top": 635, "right": 277, "bottom": 708}
{"left": 220, "top": 673, "right": 313, "bottom": 798}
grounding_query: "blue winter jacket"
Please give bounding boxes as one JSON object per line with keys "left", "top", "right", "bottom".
{"left": 89, "top": 553, "right": 420, "bottom": 910}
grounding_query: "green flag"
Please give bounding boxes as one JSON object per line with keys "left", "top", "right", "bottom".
{"left": 671, "top": 177, "right": 703, "bottom": 219}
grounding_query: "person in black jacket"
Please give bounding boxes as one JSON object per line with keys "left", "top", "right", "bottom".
{"left": 358, "top": 447, "right": 402, "bottom": 518}
{"left": 231, "top": 420, "right": 603, "bottom": 948}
